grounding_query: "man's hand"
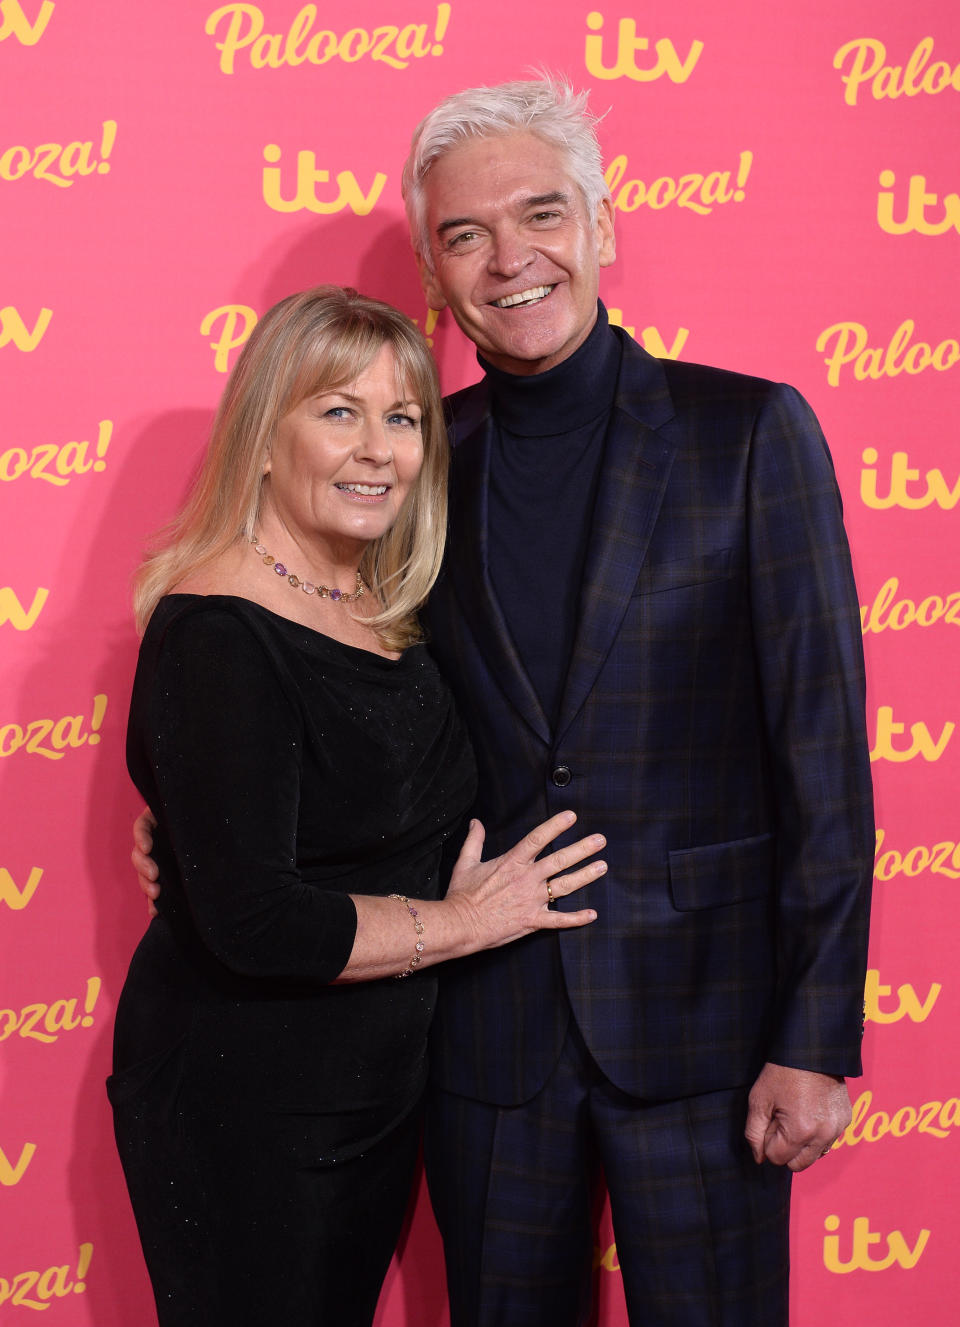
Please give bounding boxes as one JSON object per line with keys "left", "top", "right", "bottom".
{"left": 132, "top": 807, "right": 160, "bottom": 917}
{"left": 745, "top": 1061, "right": 851, "bottom": 1172}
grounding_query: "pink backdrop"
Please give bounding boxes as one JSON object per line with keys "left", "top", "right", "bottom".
{"left": 2, "top": 1, "right": 959, "bottom": 1321}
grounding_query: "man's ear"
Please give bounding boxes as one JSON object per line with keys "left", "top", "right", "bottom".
{"left": 597, "top": 196, "right": 616, "bottom": 269}
{"left": 418, "top": 255, "right": 447, "bottom": 312}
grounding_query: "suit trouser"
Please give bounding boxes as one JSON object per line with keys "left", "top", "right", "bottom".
{"left": 425, "top": 1019, "right": 791, "bottom": 1327}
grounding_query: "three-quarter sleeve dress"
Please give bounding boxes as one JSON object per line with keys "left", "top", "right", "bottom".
{"left": 109, "top": 594, "right": 476, "bottom": 1326}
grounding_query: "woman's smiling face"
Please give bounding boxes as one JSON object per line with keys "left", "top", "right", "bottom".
{"left": 262, "top": 344, "right": 425, "bottom": 557}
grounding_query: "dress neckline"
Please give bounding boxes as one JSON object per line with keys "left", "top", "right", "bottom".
{"left": 160, "top": 594, "right": 413, "bottom": 668}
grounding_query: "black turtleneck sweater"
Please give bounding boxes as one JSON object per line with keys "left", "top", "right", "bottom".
{"left": 481, "top": 303, "right": 622, "bottom": 728}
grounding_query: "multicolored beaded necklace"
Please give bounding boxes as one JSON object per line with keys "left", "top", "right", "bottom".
{"left": 250, "top": 535, "right": 365, "bottom": 604}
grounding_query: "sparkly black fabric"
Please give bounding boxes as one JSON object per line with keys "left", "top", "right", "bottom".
{"left": 109, "top": 595, "right": 476, "bottom": 1325}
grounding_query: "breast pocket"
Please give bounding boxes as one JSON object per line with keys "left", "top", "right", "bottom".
{"left": 632, "top": 547, "right": 734, "bottom": 596}
{"left": 668, "top": 831, "right": 775, "bottom": 911}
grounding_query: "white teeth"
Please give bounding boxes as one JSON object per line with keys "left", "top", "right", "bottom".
{"left": 493, "top": 285, "right": 555, "bottom": 309}
{"left": 337, "top": 483, "right": 388, "bottom": 495}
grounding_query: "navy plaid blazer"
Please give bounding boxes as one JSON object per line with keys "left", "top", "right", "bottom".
{"left": 424, "top": 329, "right": 874, "bottom": 1108}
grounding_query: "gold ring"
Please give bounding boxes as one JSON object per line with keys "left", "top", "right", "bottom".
{"left": 546, "top": 881, "right": 555, "bottom": 906}
{"left": 819, "top": 1146, "right": 832, "bottom": 1158}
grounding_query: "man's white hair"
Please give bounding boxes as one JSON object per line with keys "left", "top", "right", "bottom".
{"left": 402, "top": 76, "right": 610, "bottom": 269}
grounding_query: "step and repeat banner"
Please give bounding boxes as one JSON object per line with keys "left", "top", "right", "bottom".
{"left": 2, "top": 1, "right": 958, "bottom": 1322}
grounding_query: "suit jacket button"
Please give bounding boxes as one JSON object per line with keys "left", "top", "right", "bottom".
{"left": 551, "top": 765, "right": 572, "bottom": 787}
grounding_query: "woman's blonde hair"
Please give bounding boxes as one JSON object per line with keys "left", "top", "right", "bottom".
{"left": 134, "top": 286, "right": 448, "bottom": 651}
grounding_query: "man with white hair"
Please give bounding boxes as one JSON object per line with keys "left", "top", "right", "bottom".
{"left": 403, "top": 78, "right": 873, "bottom": 1326}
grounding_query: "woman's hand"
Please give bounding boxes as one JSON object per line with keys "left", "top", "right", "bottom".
{"left": 444, "top": 811, "right": 604, "bottom": 949}
{"left": 340, "top": 812, "right": 603, "bottom": 983}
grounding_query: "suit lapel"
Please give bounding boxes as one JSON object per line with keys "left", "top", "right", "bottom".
{"left": 556, "top": 338, "right": 678, "bottom": 741}
{"left": 446, "top": 396, "right": 552, "bottom": 744}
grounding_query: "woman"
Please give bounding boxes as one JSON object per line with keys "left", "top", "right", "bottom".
{"left": 109, "top": 286, "right": 605, "bottom": 1326}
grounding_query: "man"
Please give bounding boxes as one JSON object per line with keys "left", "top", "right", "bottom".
{"left": 137, "top": 78, "right": 873, "bottom": 1326}
{"left": 402, "top": 79, "right": 872, "bottom": 1326}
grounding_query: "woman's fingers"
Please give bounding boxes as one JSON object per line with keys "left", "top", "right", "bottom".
{"left": 537, "top": 834, "right": 607, "bottom": 881}
{"left": 542, "top": 906, "right": 597, "bottom": 929}
{"left": 449, "top": 813, "right": 605, "bottom": 939}
{"left": 509, "top": 810, "right": 578, "bottom": 860}
{"left": 547, "top": 858, "right": 608, "bottom": 898}
{"left": 454, "top": 818, "right": 487, "bottom": 868}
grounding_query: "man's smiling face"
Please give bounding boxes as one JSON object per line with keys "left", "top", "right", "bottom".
{"left": 418, "top": 131, "right": 616, "bottom": 376}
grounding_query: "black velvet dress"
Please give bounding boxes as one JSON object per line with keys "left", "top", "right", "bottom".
{"left": 108, "top": 595, "right": 476, "bottom": 1326}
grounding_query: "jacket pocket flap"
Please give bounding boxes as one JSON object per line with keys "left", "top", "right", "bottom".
{"left": 633, "top": 547, "right": 733, "bottom": 596}
{"left": 668, "top": 831, "right": 775, "bottom": 911}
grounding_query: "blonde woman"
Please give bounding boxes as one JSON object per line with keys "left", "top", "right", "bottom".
{"left": 109, "top": 287, "right": 604, "bottom": 1326}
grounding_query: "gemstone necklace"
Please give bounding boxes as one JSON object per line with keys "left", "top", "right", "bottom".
{"left": 250, "top": 535, "right": 364, "bottom": 603}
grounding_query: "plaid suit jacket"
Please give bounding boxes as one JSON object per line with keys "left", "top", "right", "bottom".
{"left": 423, "top": 329, "right": 874, "bottom": 1107}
